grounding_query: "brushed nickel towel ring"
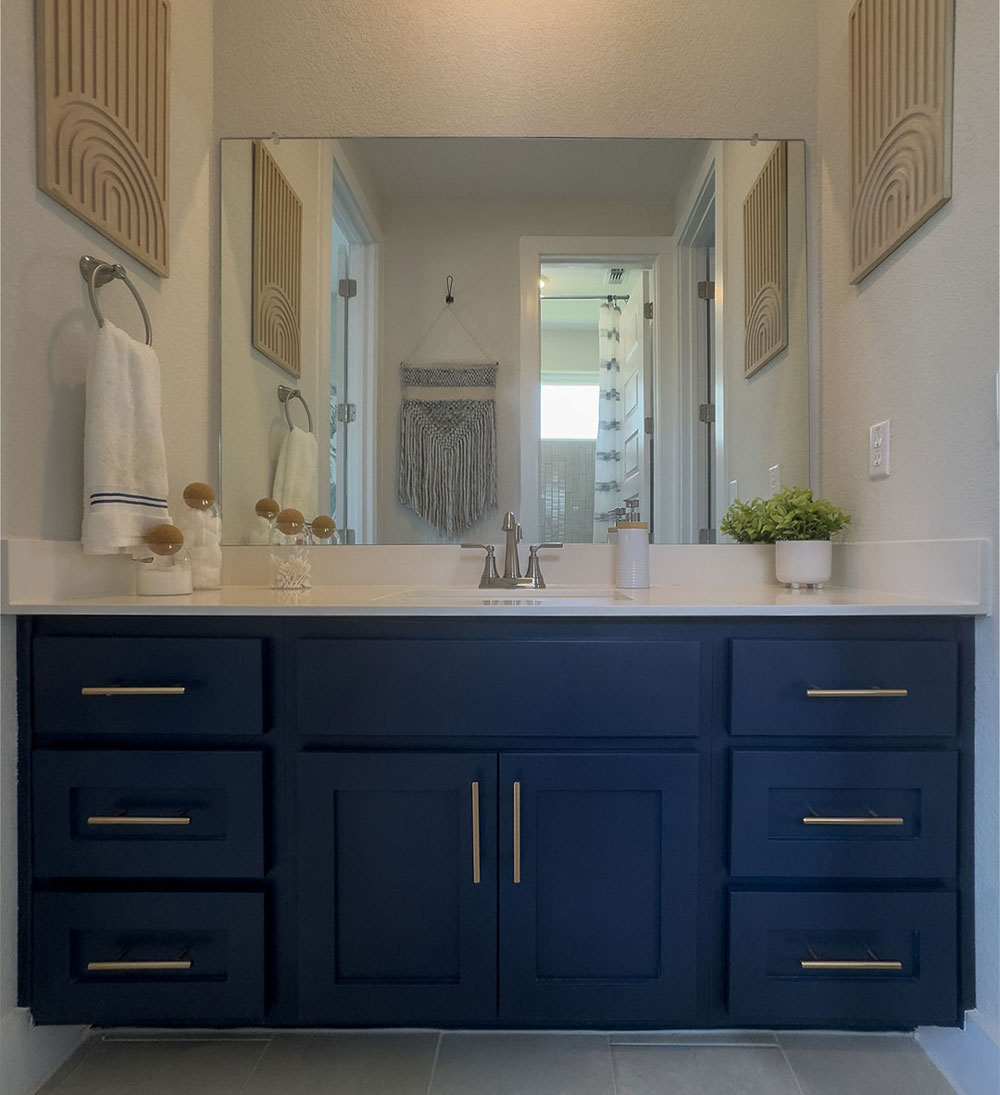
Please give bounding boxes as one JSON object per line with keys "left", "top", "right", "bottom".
{"left": 80, "top": 255, "right": 153, "bottom": 346}
{"left": 277, "top": 385, "right": 313, "bottom": 433}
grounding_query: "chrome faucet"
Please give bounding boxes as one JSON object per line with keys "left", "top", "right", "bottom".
{"left": 462, "top": 511, "right": 562, "bottom": 589}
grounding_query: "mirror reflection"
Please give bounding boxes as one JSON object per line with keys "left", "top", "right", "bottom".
{"left": 220, "top": 138, "right": 808, "bottom": 545}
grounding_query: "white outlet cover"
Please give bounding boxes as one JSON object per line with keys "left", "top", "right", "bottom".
{"left": 869, "top": 419, "right": 891, "bottom": 478}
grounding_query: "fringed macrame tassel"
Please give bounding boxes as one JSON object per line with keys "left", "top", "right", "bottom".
{"left": 398, "top": 399, "right": 497, "bottom": 536}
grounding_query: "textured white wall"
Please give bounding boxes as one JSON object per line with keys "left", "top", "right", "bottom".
{"left": 213, "top": 0, "right": 817, "bottom": 142}
{"left": 816, "top": 0, "right": 999, "bottom": 1075}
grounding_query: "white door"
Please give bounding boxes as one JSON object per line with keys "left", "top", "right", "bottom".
{"left": 618, "top": 272, "right": 652, "bottom": 529}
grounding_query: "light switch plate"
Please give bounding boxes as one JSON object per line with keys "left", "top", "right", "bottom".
{"left": 728, "top": 480, "right": 739, "bottom": 506}
{"left": 869, "top": 419, "right": 891, "bottom": 478}
{"left": 768, "top": 464, "right": 780, "bottom": 495}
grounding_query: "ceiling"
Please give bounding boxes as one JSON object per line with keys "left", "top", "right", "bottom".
{"left": 344, "top": 138, "right": 701, "bottom": 203}
{"left": 540, "top": 263, "right": 644, "bottom": 331}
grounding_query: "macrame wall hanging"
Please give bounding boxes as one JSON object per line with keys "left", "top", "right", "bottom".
{"left": 397, "top": 279, "right": 498, "bottom": 537}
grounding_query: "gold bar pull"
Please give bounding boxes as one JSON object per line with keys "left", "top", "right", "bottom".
{"left": 81, "top": 686, "right": 186, "bottom": 696}
{"left": 513, "top": 781, "right": 521, "bottom": 884}
{"left": 802, "top": 816, "right": 904, "bottom": 826}
{"left": 471, "top": 781, "right": 481, "bottom": 885}
{"left": 87, "top": 960, "right": 193, "bottom": 972}
{"left": 87, "top": 816, "right": 192, "bottom": 827}
{"left": 800, "top": 960, "right": 903, "bottom": 971}
{"left": 805, "top": 688, "right": 908, "bottom": 699}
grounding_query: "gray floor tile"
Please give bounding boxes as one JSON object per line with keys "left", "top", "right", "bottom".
{"left": 242, "top": 1033, "right": 440, "bottom": 1095}
{"left": 612, "top": 1045, "right": 802, "bottom": 1095}
{"left": 44, "top": 1037, "right": 269, "bottom": 1095}
{"left": 430, "top": 1033, "right": 615, "bottom": 1095}
{"left": 777, "top": 1033, "right": 956, "bottom": 1095}
{"left": 609, "top": 1031, "right": 778, "bottom": 1048}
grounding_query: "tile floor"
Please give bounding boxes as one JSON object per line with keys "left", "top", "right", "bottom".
{"left": 36, "top": 1030, "right": 958, "bottom": 1095}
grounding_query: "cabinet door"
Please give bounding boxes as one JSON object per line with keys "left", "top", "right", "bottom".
{"left": 499, "top": 753, "right": 699, "bottom": 1026}
{"left": 297, "top": 753, "right": 497, "bottom": 1024}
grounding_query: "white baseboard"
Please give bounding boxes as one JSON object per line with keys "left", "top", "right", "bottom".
{"left": 917, "top": 1011, "right": 1000, "bottom": 1095}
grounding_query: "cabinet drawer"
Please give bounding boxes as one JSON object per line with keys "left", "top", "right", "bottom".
{"left": 33, "top": 750, "right": 264, "bottom": 878}
{"left": 728, "top": 891, "right": 957, "bottom": 1027}
{"left": 33, "top": 637, "right": 264, "bottom": 737}
{"left": 297, "top": 638, "right": 702, "bottom": 736}
{"left": 730, "top": 640, "right": 957, "bottom": 737}
{"left": 31, "top": 892, "right": 265, "bottom": 1025}
{"left": 730, "top": 751, "right": 957, "bottom": 879}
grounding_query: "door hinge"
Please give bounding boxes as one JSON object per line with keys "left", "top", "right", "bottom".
{"left": 697, "top": 280, "right": 716, "bottom": 300}
{"left": 336, "top": 403, "right": 357, "bottom": 423}
{"left": 699, "top": 403, "right": 716, "bottom": 423}
{"left": 338, "top": 278, "right": 358, "bottom": 299}
{"left": 644, "top": 416, "right": 655, "bottom": 436}
{"left": 643, "top": 301, "right": 654, "bottom": 320}
{"left": 699, "top": 527, "right": 717, "bottom": 544}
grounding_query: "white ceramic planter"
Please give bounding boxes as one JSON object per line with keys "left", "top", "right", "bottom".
{"left": 774, "top": 539, "right": 833, "bottom": 589}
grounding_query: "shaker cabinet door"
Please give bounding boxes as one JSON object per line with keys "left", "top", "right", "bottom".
{"left": 296, "top": 752, "right": 497, "bottom": 1025}
{"left": 498, "top": 752, "right": 699, "bottom": 1026}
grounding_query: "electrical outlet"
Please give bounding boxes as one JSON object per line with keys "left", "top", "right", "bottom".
{"left": 728, "top": 480, "right": 739, "bottom": 506}
{"left": 768, "top": 464, "right": 781, "bottom": 495}
{"left": 869, "top": 419, "right": 891, "bottom": 478}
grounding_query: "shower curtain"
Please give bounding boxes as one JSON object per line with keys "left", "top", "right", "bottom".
{"left": 592, "top": 301, "right": 624, "bottom": 542}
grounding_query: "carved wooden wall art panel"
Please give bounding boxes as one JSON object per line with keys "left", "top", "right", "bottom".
{"left": 744, "top": 141, "right": 788, "bottom": 378}
{"left": 849, "top": 0, "right": 954, "bottom": 283}
{"left": 36, "top": 0, "right": 170, "bottom": 277}
{"left": 252, "top": 141, "right": 302, "bottom": 378}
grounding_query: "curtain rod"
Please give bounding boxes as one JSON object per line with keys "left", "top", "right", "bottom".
{"left": 540, "top": 294, "right": 630, "bottom": 302}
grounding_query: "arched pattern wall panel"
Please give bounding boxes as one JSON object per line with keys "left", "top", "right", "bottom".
{"left": 744, "top": 141, "right": 788, "bottom": 378}
{"left": 36, "top": 0, "right": 170, "bottom": 277}
{"left": 252, "top": 141, "right": 302, "bottom": 378}
{"left": 849, "top": 0, "right": 954, "bottom": 284}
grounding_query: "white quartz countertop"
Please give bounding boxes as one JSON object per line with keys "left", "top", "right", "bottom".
{"left": 2, "top": 539, "right": 990, "bottom": 616}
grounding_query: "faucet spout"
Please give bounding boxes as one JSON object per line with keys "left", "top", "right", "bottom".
{"left": 501, "top": 511, "right": 522, "bottom": 579}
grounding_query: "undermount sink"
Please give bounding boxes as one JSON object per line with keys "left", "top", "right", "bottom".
{"left": 370, "top": 586, "right": 634, "bottom": 606}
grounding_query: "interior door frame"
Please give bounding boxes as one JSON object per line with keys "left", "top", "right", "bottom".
{"left": 674, "top": 144, "right": 727, "bottom": 543}
{"left": 519, "top": 236, "right": 676, "bottom": 545}
{"left": 331, "top": 142, "right": 381, "bottom": 543}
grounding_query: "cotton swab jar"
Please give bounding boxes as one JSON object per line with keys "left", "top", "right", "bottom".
{"left": 270, "top": 508, "right": 311, "bottom": 590}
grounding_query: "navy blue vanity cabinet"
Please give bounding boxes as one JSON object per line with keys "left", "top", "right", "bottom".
{"left": 20, "top": 617, "right": 276, "bottom": 1027}
{"left": 499, "top": 752, "right": 699, "bottom": 1026}
{"left": 296, "top": 752, "right": 498, "bottom": 1026}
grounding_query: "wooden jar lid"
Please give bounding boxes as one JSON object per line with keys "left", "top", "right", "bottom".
{"left": 275, "top": 508, "right": 305, "bottom": 536}
{"left": 145, "top": 523, "right": 185, "bottom": 555}
{"left": 617, "top": 521, "right": 648, "bottom": 529}
{"left": 310, "top": 515, "right": 336, "bottom": 540}
{"left": 183, "top": 482, "right": 216, "bottom": 509}
{"left": 255, "top": 497, "right": 280, "bottom": 520}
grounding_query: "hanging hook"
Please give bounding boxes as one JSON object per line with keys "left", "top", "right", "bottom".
{"left": 749, "top": 132, "right": 760, "bottom": 146}
{"left": 445, "top": 275, "right": 454, "bottom": 304}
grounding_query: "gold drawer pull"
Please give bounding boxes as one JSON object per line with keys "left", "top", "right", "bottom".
{"left": 87, "top": 960, "right": 192, "bottom": 972}
{"left": 801, "top": 960, "right": 903, "bottom": 971}
{"left": 805, "top": 688, "right": 908, "bottom": 699}
{"left": 802, "top": 816, "right": 904, "bottom": 827}
{"left": 471, "top": 781, "right": 481, "bottom": 885}
{"left": 86, "top": 816, "right": 192, "bottom": 827}
{"left": 513, "top": 781, "right": 521, "bottom": 885}
{"left": 81, "top": 686, "right": 186, "bottom": 696}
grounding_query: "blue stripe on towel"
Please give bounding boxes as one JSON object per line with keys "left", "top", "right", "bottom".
{"left": 90, "top": 491, "right": 168, "bottom": 504}
{"left": 89, "top": 498, "right": 169, "bottom": 510}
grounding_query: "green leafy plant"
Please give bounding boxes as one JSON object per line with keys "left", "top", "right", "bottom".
{"left": 720, "top": 486, "right": 851, "bottom": 544}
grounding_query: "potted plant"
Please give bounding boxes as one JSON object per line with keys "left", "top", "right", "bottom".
{"left": 720, "top": 486, "right": 851, "bottom": 588}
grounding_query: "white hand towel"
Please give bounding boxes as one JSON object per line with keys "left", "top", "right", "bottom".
{"left": 272, "top": 426, "right": 318, "bottom": 519}
{"left": 82, "top": 321, "right": 172, "bottom": 554}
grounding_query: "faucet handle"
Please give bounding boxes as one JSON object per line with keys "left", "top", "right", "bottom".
{"left": 461, "top": 543, "right": 500, "bottom": 585}
{"left": 525, "top": 543, "right": 562, "bottom": 587}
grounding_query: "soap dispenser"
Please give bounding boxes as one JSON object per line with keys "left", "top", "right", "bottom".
{"left": 614, "top": 500, "right": 649, "bottom": 589}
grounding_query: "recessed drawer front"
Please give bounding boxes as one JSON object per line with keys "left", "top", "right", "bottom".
{"left": 728, "top": 891, "right": 957, "bottom": 1027}
{"left": 730, "top": 751, "right": 957, "bottom": 879}
{"left": 33, "top": 637, "right": 264, "bottom": 737}
{"left": 297, "top": 638, "right": 702, "bottom": 736}
{"left": 32, "top": 891, "right": 265, "bottom": 1025}
{"left": 730, "top": 640, "right": 957, "bottom": 737}
{"left": 33, "top": 750, "right": 264, "bottom": 878}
